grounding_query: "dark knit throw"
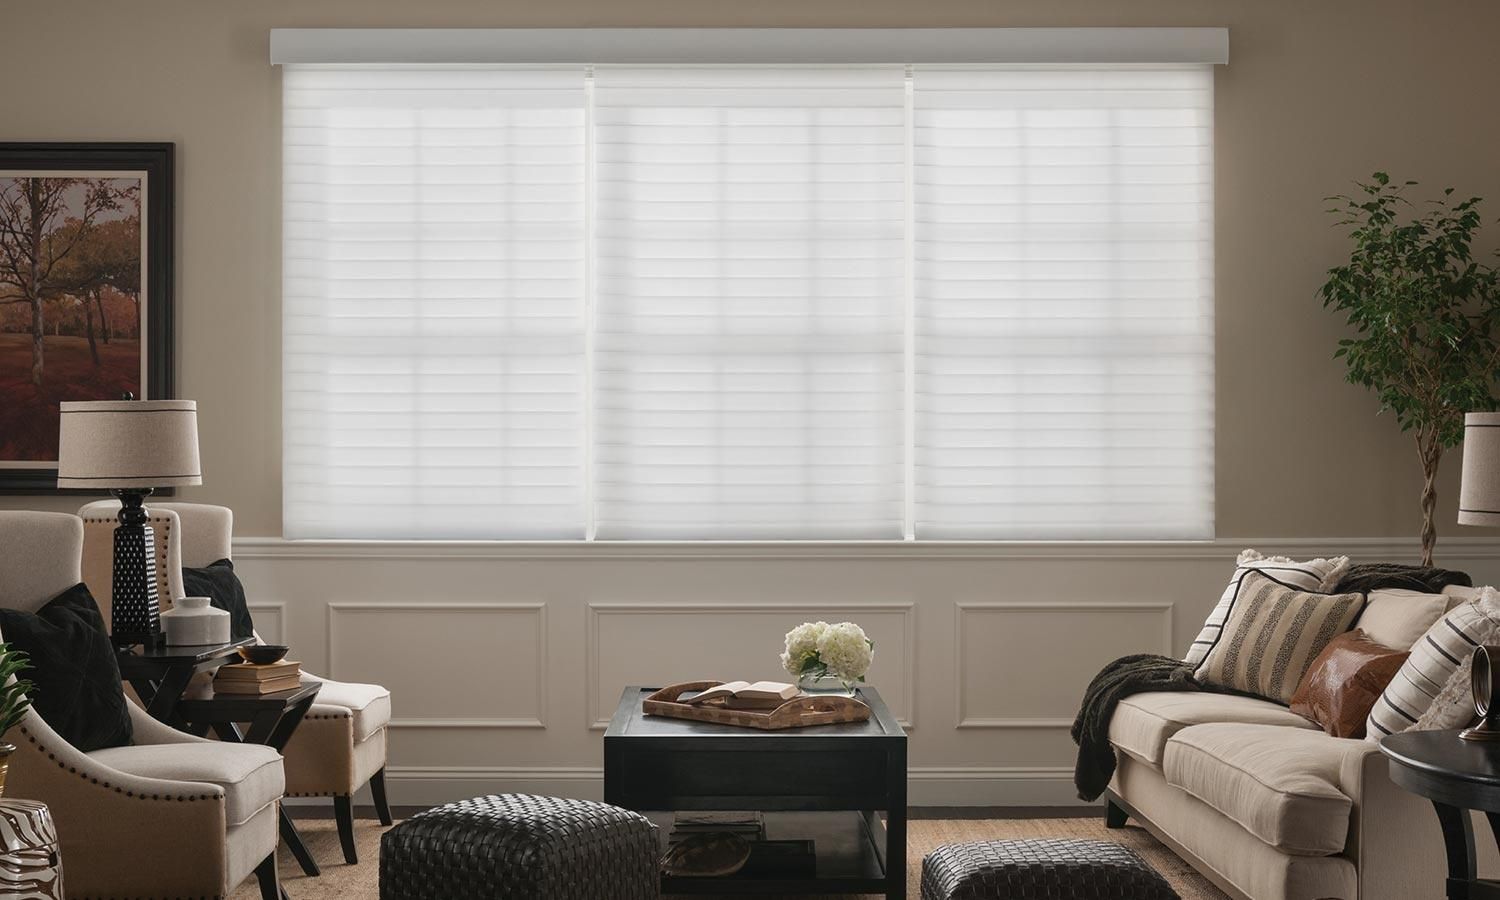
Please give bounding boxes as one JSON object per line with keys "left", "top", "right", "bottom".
{"left": 1070, "top": 654, "right": 1225, "bottom": 802}
{"left": 1333, "top": 562, "right": 1471, "bottom": 595}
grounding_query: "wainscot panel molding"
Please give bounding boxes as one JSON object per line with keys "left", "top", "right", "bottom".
{"left": 954, "top": 602, "right": 1174, "bottom": 729}
{"left": 232, "top": 537, "right": 1500, "bottom": 807}
{"left": 327, "top": 602, "right": 548, "bottom": 729}
{"left": 247, "top": 602, "right": 285, "bottom": 646}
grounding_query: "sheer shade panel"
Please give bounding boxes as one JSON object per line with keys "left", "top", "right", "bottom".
{"left": 281, "top": 61, "right": 1215, "bottom": 541}
{"left": 913, "top": 67, "right": 1215, "bottom": 539}
{"left": 283, "top": 67, "right": 588, "bottom": 539}
{"left": 592, "top": 68, "right": 907, "bottom": 539}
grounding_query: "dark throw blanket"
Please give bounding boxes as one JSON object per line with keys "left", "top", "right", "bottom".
{"left": 1333, "top": 562, "right": 1471, "bottom": 595}
{"left": 1071, "top": 653, "right": 1214, "bottom": 801}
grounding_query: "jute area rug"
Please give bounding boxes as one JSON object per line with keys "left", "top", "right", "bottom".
{"left": 230, "top": 815, "right": 1229, "bottom": 899}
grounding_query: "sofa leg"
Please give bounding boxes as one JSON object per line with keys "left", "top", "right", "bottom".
{"left": 335, "top": 794, "right": 359, "bottom": 864}
{"left": 1104, "top": 799, "right": 1129, "bottom": 829}
{"left": 254, "top": 852, "right": 282, "bottom": 900}
{"left": 371, "top": 766, "right": 394, "bottom": 826}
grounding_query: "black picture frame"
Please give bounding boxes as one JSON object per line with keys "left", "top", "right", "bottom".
{"left": 0, "top": 142, "right": 174, "bottom": 493}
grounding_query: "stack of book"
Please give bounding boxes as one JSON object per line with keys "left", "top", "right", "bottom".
{"left": 213, "top": 659, "right": 302, "bottom": 695}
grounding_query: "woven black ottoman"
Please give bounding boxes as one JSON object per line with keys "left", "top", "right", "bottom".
{"left": 922, "top": 839, "right": 1179, "bottom": 900}
{"left": 380, "top": 794, "right": 659, "bottom": 900}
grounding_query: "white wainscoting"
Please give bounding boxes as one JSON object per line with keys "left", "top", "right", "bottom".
{"left": 233, "top": 536, "right": 1500, "bottom": 807}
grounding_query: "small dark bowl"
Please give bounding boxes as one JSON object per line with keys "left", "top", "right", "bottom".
{"left": 239, "top": 644, "right": 290, "bottom": 665}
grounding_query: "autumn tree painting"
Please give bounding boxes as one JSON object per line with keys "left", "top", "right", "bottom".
{"left": 0, "top": 175, "right": 143, "bottom": 462}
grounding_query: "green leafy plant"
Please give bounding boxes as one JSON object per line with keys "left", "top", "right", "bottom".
{"left": 1319, "top": 173, "right": 1500, "bottom": 565}
{"left": 0, "top": 644, "right": 32, "bottom": 743}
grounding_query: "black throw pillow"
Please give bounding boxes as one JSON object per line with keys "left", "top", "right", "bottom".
{"left": 181, "top": 559, "right": 256, "bottom": 642}
{"left": 0, "top": 583, "right": 133, "bottom": 752}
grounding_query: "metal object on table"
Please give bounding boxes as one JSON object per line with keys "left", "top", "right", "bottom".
{"left": 379, "top": 794, "right": 659, "bottom": 900}
{"left": 177, "top": 681, "right": 323, "bottom": 878}
{"left": 1463, "top": 646, "right": 1500, "bottom": 742}
{"left": 920, "top": 839, "right": 1178, "bottom": 900}
{"left": 0, "top": 798, "right": 63, "bottom": 899}
{"left": 1382, "top": 729, "right": 1500, "bottom": 900}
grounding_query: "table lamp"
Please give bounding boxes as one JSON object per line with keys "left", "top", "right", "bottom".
{"left": 1459, "top": 412, "right": 1500, "bottom": 527}
{"left": 56, "top": 398, "right": 202, "bottom": 647}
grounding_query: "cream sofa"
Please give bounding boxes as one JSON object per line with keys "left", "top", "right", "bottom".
{"left": 1105, "top": 691, "right": 1499, "bottom": 900}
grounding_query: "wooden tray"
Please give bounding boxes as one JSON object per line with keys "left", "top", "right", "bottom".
{"left": 643, "top": 681, "right": 872, "bottom": 730}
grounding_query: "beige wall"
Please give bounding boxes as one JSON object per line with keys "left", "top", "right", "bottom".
{"left": 7, "top": 1, "right": 1500, "bottom": 807}
{"left": 1, "top": 0, "right": 1499, "bottom": 539}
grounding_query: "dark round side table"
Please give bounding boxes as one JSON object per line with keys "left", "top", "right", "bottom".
{"left": 1382, "top": 729, "right": 1500, "bottom": 900}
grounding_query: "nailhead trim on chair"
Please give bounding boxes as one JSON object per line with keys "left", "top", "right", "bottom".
{"left": 20, "top": 725, "right": 220, "bottom": 802}
{"left": 303, "top": 712, "right": 352, "bottom": 721}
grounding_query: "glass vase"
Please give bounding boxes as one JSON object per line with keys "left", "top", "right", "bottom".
{"left": 798, "top": 673, "right": 858, "bottom": 697}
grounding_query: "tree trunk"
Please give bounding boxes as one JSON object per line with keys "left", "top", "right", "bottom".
{"left": 1419, "top": 435, "right": 1443, "bottom": 567}
{"left": 84, "top": 297, "right": 100, "bottom": 366}
{"left": 26, "top": 182, "right": 44, "bottom": 387}
{"left": 96, "top": 293, "right": 110, "bottom": 343}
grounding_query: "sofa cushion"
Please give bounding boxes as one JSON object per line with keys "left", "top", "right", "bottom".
{"left": 91, "top": 741, "right": 283, "bottom": 826}
{"left": 1163, "top": 723, "right": 1352, "bottom": 856}
{"left": 304, "top": 677, "right": 391, "bottom": 743}
{"left": 1109, "top": 692, "right": 1318, "bottom": 768}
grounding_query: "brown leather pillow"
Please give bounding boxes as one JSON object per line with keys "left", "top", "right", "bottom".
{"left": 1290, "top": 628, "right": 1408, "bottom": 738}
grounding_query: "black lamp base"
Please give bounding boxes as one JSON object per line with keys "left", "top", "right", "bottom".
{"left": 110, "top": 488, "right": 163, "bottom": 649}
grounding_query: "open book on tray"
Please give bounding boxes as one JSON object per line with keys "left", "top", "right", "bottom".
{"left": 681, "top": 681, "right": 800, "bottom": 709}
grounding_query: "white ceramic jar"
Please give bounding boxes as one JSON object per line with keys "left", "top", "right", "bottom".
{"left": 161, "top": 596, "right": 231, "bottom": 646}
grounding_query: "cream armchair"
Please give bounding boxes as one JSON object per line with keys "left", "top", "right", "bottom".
{"left": 80, "top": 500, "right": 393, "bottom": 870}
{"left": 0, "top": 510, "right": 284, "bottom": 899}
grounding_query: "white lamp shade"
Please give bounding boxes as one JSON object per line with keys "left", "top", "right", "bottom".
{"left": 56, "top": 400, "right": 202, "bottom": 489}
{"left": 1460, "top": 412, "right": 1500, "bottom": 526}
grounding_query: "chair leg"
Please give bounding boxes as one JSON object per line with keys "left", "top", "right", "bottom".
{"left": 254, "top": 851, "right": 282, "bottom": 900}
{"left": 370, "top": 766, "right": 394, "bottom": 826}
{"left": 334, "top": 794, "right": 359, "bottom": 864}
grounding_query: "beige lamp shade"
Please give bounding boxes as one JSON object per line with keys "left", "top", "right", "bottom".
{"left": 56, "top": 400, "right": 202, "bottom": 489}
{"left": 1460, "top": 412, "right": 1500, "bottom": 526}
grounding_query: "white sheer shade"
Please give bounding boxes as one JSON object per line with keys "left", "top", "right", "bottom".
{"left": 591, "top": 68, "right": 907, "bottom": 539}
{"left": 283, "top": 67, "right": 587, "bottom": 539}
{"left": 913, "top": 67, "right": 1215, "bottom": 539}
{"left": 282, "top": 62, "right": 1215, "bottom": 541}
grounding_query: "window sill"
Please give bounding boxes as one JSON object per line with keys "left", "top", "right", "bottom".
{"left": 227, "top": 536, "right": 1492, "bottom": 562}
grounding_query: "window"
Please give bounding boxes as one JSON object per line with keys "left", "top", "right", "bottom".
{"left": 281, "top": 40, "right": 1216, "bottom": 542}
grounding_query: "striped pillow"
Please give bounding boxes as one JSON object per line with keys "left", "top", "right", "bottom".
{"left": 1184, "top": 550, "right": 1351, "bottom": 667}
{"left": 1194, "top": 571, "right": 1364, "bottom": 704}
{"left": 1367, "top": 590, "right": 1500, "bottom": 739}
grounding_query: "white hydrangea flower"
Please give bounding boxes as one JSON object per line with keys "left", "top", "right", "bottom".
{"left": 815, "top": 621, "right": 874, "bottom": 682}
{"left": 781, "top": 621, "right": 828, "bottom": 677}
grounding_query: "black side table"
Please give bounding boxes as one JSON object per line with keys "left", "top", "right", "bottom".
{"left": 116, "top": 638, "right": 254, "bottom": 725}
{"left": 178, "top": 682, "right": 324, "bottom": 879}
{"left": 1383, "top": 730, "right": 1500, "bottom": 900}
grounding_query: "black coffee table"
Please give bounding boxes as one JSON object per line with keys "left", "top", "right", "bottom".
{"left": 604, "top": 685, "right": 908, "bottom": 898}
{"left": 1383, "top": 729, "right": 1500, "bottom": 900}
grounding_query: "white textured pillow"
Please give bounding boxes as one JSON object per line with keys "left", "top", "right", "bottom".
{"left": 1356, "top": 589, "right": 1450, "bottom": 650}
{"left": 1184, "top": 549, "right": 1351, "bottom": 667}
{"left": 1367, "top": 587, "right": 1500, "bottom": 740}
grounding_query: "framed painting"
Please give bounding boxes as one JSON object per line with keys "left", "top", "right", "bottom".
{"left": 0, "top": 143, "right": 173, "bottom": 492}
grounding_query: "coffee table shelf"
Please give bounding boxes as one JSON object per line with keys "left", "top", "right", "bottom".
{"left": 605, "top": 685, "right": 908, "bottom": 898}
{"left": 650, "top": 811, "right": 889, "bottom": 895}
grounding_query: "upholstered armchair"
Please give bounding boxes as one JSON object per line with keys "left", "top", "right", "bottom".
{"left": 80, "top": 500, "right": 394, "bottom": 868}
{"left": 0, "top": 510, "right": 284, "bottom": 899}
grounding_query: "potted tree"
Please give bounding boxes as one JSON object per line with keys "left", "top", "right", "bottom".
{"left": 0, "top": 643, "right": 32, "bottom": 797}
{"left": 1320, "top": 172, "right": 1500, "bottom": 565}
